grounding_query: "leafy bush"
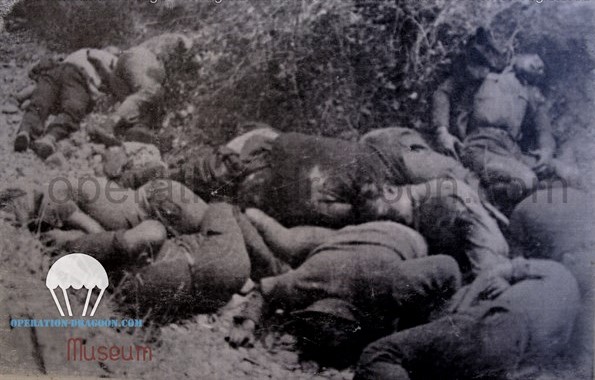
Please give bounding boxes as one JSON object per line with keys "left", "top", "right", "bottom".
{"left": 8, "top": 0, "right": 595, "bottom": 148}
{"left": 151, "top": 0, "right": 595, "bottom": 144}
{"left": 7, "top": 0, "right": 143, "bottom": 51}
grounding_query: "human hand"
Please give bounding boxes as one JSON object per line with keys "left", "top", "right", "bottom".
{"left": 528, "top": 148, "right": 553, "bottom": 176}
{"left": 436, "top": 129, "right": 463, "bottom": 160}
{"left": 479, "top": 274, "right": 510, "bottom": 300}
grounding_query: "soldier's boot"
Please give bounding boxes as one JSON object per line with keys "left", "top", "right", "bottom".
{"left": 14, "top": 131, "right": 30, "bottom": 152}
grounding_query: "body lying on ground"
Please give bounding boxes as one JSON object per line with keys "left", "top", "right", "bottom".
{"left": 14, "top": 47, "right": 118, "bottom": 159}
{"left": 509, "top": 187, "right": 595, "bottom": 374}
{"left": 0, "top": 176, "right": 286, "bottom": 320}
{"left": 246, "top": 176, "right": 509, "bottom": 281}
{"left": 433, "top": 47, "right": 576, "bottom": 212}
{"left": 169, "top": 126, "right": 479, "bottom": 227}
{"left": 228, "top": 218, "right": 462, "bottom": 352}
{"left": 355, "top": 258, "right": 580, "bottom": 380}
{"left": 88, "top": 33, "right": 195, "bottom": 150}
{"left": 459, "top": 54, "right": 558, "bottom": 211}
{"left": 358, "top": 177, "right": 509, "bottom": 279}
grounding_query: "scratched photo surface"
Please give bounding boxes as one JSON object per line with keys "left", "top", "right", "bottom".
{"left": 0, "top": 1, "right": 594, "bottom": 379}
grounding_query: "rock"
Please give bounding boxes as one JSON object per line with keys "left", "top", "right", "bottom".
{"left": 103, "top": 146, "right": 130, "bottom": 179}
{"left": 76, "top": 144, "right": 93, "bottom": 160}
{"left": 69, "top": 131, "right": 86, "bottom": 147}
{"left": 45, "top": 152, "right": 66, "bottom": 168}
{"left": 237, "top": 360, "right": 253, "bottom": 374}
{"left": 279, "top": 334, "right": 297, "bottom": 346}
{"left": 59, "top": 140, "right": 76, "bottom": 158}
{"left": 276, "top": 350, "right": 299, "bottom": 367}
{"left": 2, "top": 104, "right": 19, "bottom": 114}
{"left": 20, "top": 99, "right": 30, "bottom": 110}
{"left": 123, "top": 141, "right": 162, "bottom": 167}
{"left": 269, "top": 362, "right": 285, "bottom": 379}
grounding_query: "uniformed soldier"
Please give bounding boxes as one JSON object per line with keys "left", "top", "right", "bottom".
{"left": 355, "top": 258, "right": 580, "bottom": 380}
{"left": 89, "top": 33, "right": 194, "bottom": 148}
{"left": 461, "top": 54, "right": 557, "bottom": 210}
{"left": 14, "top": 47, "right": 118, "bottom": 159}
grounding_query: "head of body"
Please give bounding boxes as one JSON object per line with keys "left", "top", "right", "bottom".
{"left": 140, "top": 179, "right": 208, "bottom": 236}
{"left": 512, "top": 53, "right": 546, "bottom": 85}
{"left": 142, "top": 33, "right": 198, "bottom": 70}
{"left": 358, "top": 183, "right": 414, "bottom": 225}
{"left": 457, "top": 27, "right": 508, "bottom": 83}
{"left": 86, "top": 46, "right": 121, "bottom": 93}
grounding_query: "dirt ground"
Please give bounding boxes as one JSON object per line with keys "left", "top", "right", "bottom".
{"left": 0, "top": 28, "right": 593, "bottom": 380}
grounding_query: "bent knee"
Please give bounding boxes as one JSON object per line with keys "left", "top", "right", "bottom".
{"left": 135, "top": 220, "right": 167, "bottom": 245}
{"left": 426, "top": 255, "right": 462, "bottom": 290}
{"left": 356, "top": 336, "right": 409, "bottom": 380}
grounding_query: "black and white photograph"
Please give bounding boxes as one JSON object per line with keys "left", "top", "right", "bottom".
{"left": 0, "top": 0, "right": 593, "bottom": 379}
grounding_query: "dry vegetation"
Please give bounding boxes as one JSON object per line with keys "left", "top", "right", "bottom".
{"left": 1, "top": 0, "right": 595, "bottom": 378}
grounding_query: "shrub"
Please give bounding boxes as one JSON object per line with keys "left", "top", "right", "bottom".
{"left": 8, "top": 0, "right": 595, "bottom": 148}
{"left": 7, "top": 0, "right": 141, "bottom": 51}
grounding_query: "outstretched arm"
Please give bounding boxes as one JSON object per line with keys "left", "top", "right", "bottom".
{"left": 528, "top": 89, "right": 555, "bottom": 174}
{"left": 245, "top": 208, "right": 335, "bottom": 267}
{"left": 431, "top": 78, "right": 463, "bottom": 158}
{"left": 66, "top": 210, "right": 105, "bottom": 234}
{"left": 432, "top": 79, "right": 453, "bottom": 131}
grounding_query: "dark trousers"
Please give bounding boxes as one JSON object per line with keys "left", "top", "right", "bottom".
{"left": 355, "top": 309, "right": 527, "bottom": 380}
{"left": 254, "top": 254, "right": 461, "bottom": 331}
{"left": 64, "top": 203, "right": 285, "bottom": 320}
{"left": 462, "top": 129, "right": 537, "bottom": 211}
{"left": 19, "top": 64, "right": 91, "bottom": 141}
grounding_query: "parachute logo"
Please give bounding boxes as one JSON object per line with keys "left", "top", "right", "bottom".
{"left": 46, "top": 253, "right": 109, "bottom": 317}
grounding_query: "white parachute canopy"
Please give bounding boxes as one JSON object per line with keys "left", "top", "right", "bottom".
{"left": 45, "top": 253, "right": 109, "bottom": 317}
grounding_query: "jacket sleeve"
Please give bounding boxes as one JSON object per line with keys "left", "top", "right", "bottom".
{"left": 431, "top": 78, "right": 455, "bottom": 133}
{"left": 528, "top": 87, "right": 555, "bottom": 155}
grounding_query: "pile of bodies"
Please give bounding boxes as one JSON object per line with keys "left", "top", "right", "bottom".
{"left": 2, "top": 28, "right": 593, "bottom": 379}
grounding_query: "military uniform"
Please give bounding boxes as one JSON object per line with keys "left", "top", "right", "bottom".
{"left": 102, "top": 33, "right": 193, "bottom": 144}
{"left": 245, "top": 129, "right": 476, "bottom": 227}
{"left": 235, "top": 222, "right": 461, "bottom": 342}
{"left": 361, "top": 178, "right": 509, "bottom": 280}
{"left": 461, "top": 71, "right": 555, "bottom": 209}
{"left": 66, "top": 203, "right": 252, "bottom": 319}
{"left": 15, "top": 49, "right": 117, "bottom": 158}
{"left": 509, "top": 188, "right": 595, "bottom": 371}
{"left": 356, "top": 258, "right": 580, "bottom": 380}
{"left": 2, "top": 176, "right": 285, "bottom": 318}
{"left": 430, "top": 27, "right": 507, "bottom": 154}
{"left": 34, "top": 177, "right": 207, "bottom": 234}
